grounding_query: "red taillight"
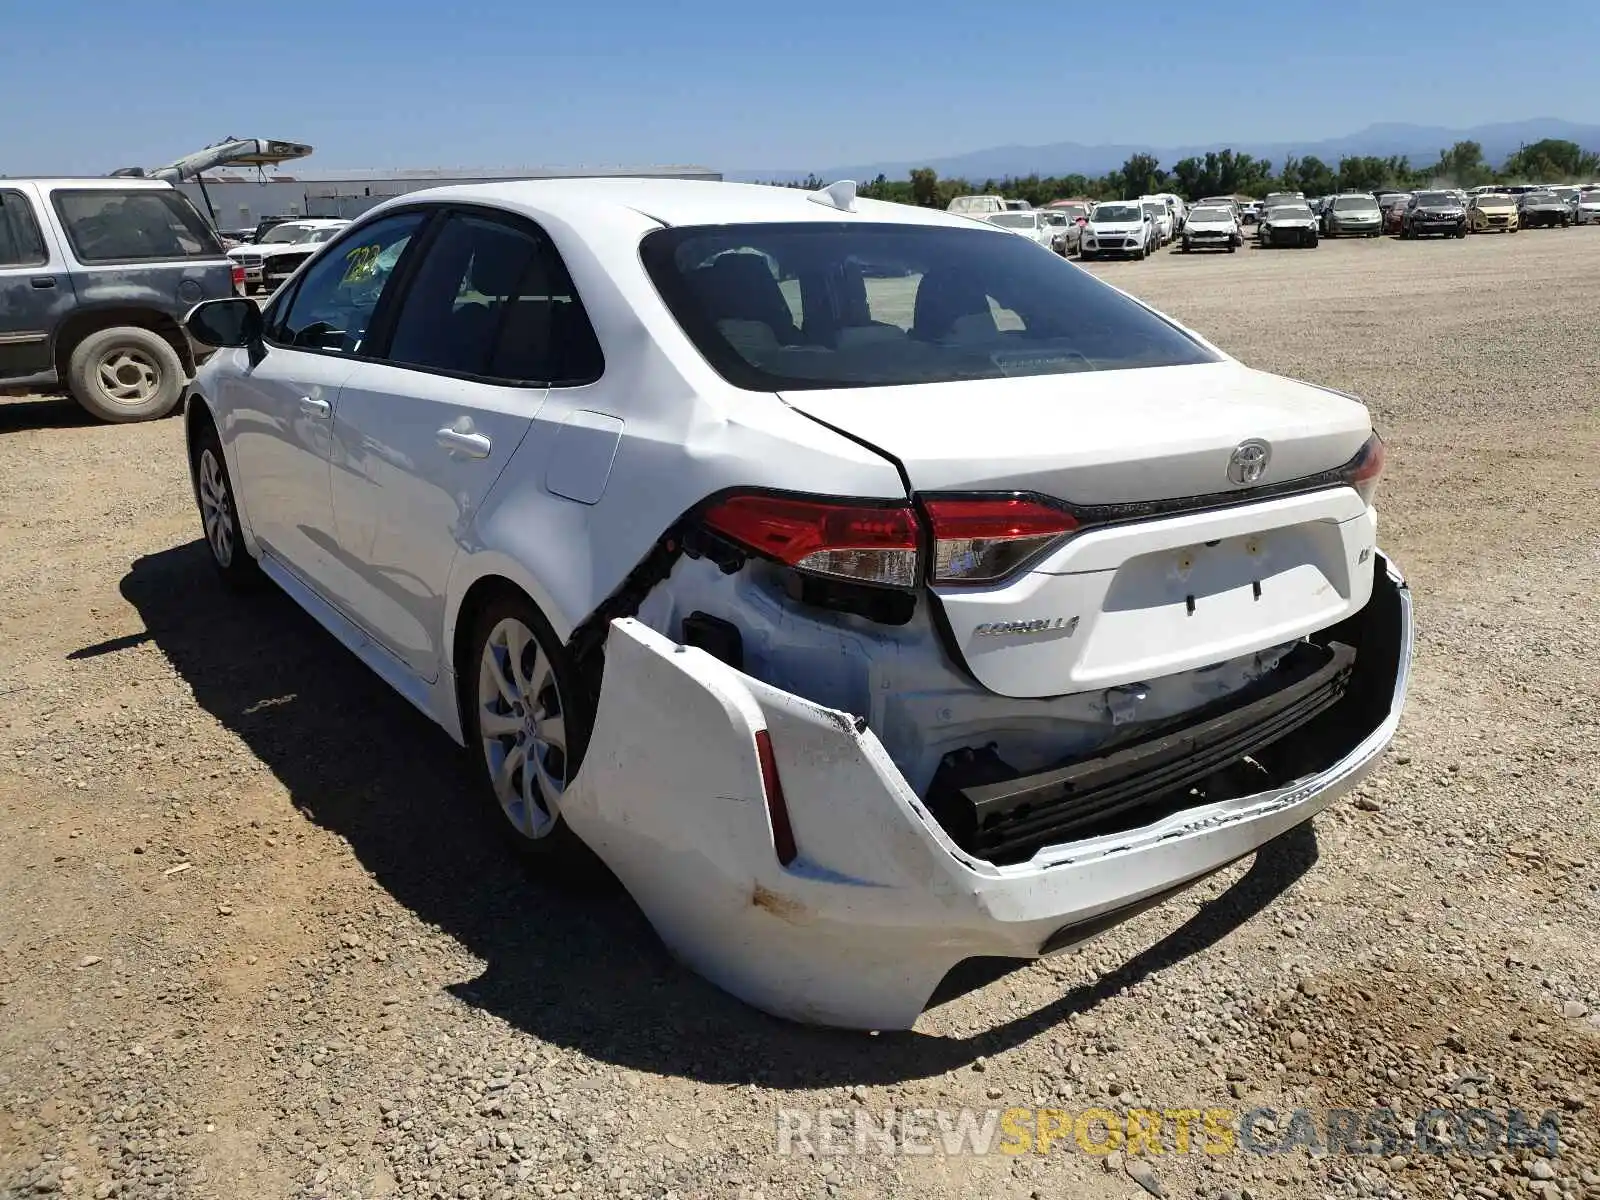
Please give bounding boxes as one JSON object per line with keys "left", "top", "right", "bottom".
{"left": 702, "top": 494, "right": 920, "bottom": 588}
{"left": 924, "top": 498, "right": 1079, "bottom": 585}
{"left": 1346, "top": 433, "right": 1386, "bottom": 506}
{"left": 230, "top": 264, "right": 246, "bottom": 294}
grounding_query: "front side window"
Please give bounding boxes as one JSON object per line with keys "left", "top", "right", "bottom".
{"left": 383, "top": 212, "right": 603, "bottom": 384}
{"left": 0, "top": 190, "right": 48, "bottom": 267}
{"left": 52, "top": 188, "right": 222, "bottom": 263}
{"left": 267, "top": 212, "right": 425, "bottom": 354}
{"left": 641, "top": 222, "right": 1219, "bottom": 392}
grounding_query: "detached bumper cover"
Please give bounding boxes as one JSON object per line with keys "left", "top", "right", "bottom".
{"left": 563, "top": 556, "right": 1413, "bottom": 1030}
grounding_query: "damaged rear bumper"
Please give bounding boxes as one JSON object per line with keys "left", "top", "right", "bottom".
{"left": 562, "top": 554, "right": 1413, "bottom": 1031}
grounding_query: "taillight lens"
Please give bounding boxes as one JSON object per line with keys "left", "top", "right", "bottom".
{"left": 231, "top": 264, "right": 246, "bottom": 294}
{"left": 1345, "top": 433, "right": 1386, "bottom": 506}
{"left": 924, "top": 497, "right": 1079, "bottom": 585}
{"left": 702, "top": 494, "right": 920, "bottom": 588}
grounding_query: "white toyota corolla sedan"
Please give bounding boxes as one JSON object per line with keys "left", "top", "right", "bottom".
{"left": 180, "top": 177, "right": 1412, "bottom": 1030}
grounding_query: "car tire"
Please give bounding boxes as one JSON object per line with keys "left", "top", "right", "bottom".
{"left": 67, "top": 325, "right": 185, "bottom": 423}
{"left": 1227, "top": 243, "right": 1236, "bottom": 253}
{"left": 464, "top": 589, "right": 598, "bottom": 870}
{"left": 190, "top": 416, "right": 261, "bottom": 591}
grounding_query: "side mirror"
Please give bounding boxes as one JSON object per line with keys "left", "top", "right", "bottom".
{"left": 186, "top": 297, "right": 263, "bottom": 350}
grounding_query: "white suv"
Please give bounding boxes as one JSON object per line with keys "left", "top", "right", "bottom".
{"left": 180, "top": 178, "right": 1412, "bottom": 1030}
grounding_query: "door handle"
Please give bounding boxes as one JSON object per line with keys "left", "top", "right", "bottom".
{"left": 30, "top": 277, "right": 55, "bottom": 289}
{"left": 299, "top": 396, "right": 331, "bottom": 419}
{"left": 436, "top": 428, "right": 492, "bottom": 459}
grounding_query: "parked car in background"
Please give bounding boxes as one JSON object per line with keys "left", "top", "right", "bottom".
{"left": 1180, "top": 204, "right": 1242, "bottom": 252}
{"left": 1145, "top": 193, "right": 1186, "bottom": 232}
{"left": 1400, "top": 191, "right": 1468, "bottom": 239}
{"left": 1518, "top": 191, "right": 1572, "bottom": 229}
{"left": 1080, "top": 200, "right": 1154, "bottom": 260}
{"left": 947, "top": 195, "right": 1009, "bottom": 217}
{"left": 1239, "top": 201, "right": 1263, "bottom": 224}
{"left": 1377, "top": 194, "right": 1411, "bottom": 234}
{"left": 1549, "top": 186, "right": 1579, "bottom": 214}
{"left": 983, "top": 209, "right": 1055, "bottom": 249}
{"left": 1198, "top": 195, "right": 1241, "bottom": 219}
{"left": 1040, "top": 204, "right": 1088, "bottom": 254}
{"left": 227, "top": 218, "right": 350, "bottom": 294}
{"left": 1467, "top": 193, "right": 1520, "bottom": 233}
{"left": 250, "top": 214, "right": 305, "bottom": 242}
{"left": 1263, "top": 191, "right": 1305, "bottom": 210}
{"left": 0, "top": 177, "right": 238, "bottom": 421}
{"left": 1257, "top": 202, "right": 1319, "bottom": 248}
{"left": 1322, "top": 193, "right": 1383, "bottom": 237}
{"left": 176, "top": 176, "right": 1411, "bottom": 1031}
{"left": 1575, "top": 188, "right": 1600, "bottom": 225}
{"left": 1142, "top": 200, "right": 1173, "bottom": 246}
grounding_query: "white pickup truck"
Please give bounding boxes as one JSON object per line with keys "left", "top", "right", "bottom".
{"left": 226, "top": 218, "right": 349, "bottom": 294}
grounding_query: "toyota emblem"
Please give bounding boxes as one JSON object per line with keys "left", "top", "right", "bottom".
{"left": 1227, "top": 439, "right": 1271, "bottom": 486}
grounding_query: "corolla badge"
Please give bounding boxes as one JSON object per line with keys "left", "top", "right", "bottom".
{"left": 1227, "top": 439, "right": 1272, "bottom": 486}
{"left": 974, "top": 616, "right": 1079, "bottom": 638}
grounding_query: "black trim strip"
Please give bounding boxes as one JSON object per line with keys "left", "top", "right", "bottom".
{"left": 960, "top": 641, "right": 1356, "bottom": 862}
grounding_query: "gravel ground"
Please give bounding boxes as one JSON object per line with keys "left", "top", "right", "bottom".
{"left": 2, "top": 229, "right": 1597, "bottom": 1200}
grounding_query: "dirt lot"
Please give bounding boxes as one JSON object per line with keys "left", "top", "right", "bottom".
{"left": 2, "top": 231, "right": 1597, "bottom": 1200}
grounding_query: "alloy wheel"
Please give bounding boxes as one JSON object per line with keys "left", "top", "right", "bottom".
{"left": 198, "top": 449, "right": 234, "bottom": 568}
{"left": 477, "top": 617, "right": 570, "bottom": 839}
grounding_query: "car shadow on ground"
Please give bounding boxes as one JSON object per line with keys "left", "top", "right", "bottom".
{"left": 0, "top": 394, "right": 98, "bottom": 432}
{"left": 115, "top": 540, "right": 1320, "bottom": 1087}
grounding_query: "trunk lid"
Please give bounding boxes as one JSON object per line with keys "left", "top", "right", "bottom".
{"left": 779, "top": 360, "right": 1370, "bottom": 504}
{"left": 781, "top": 361, "right": 1378, "bottom": 700}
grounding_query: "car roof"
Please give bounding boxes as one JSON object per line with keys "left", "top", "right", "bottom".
{"left": 366, "top": 177, "right": 987, "bottom": 233}
{"left": 8, "top": 177, "right": 176, "bottom": 191}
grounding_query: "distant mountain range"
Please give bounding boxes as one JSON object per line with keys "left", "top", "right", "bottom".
{"left": 735, "top": 118, "right": 1600, "bottom": 183}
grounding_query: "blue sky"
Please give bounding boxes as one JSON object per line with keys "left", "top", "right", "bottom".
{"left": 4, "top": 0, "right": 1597, "bottom": 176}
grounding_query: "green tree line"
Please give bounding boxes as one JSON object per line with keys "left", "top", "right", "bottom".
{"left": 774, "top": 139, "right": 1599, "bottom": 206}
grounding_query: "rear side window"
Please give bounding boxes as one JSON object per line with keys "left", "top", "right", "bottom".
{"left": 383, "top": 211, "right": 603, "bottom": 385}
{"left": 641, "top": 222, "right": 1218, "bottom": 391}
{"left": 52, "top": 188, "right": 222, "bottom": 263}
{"left": 0, "top": 190, "right": 48, "bottom": 267}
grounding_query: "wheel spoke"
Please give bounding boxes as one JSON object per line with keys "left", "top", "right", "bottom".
{"left": 478, "top": 708, "right": 521, "bottom": 738}
{"left": 521, "top": 752, "right": 543, "bottom": 815}
{"left": 533, "top": 712, "right": 565, "bottom": 757}
{"left": 485, "top": 646, "right": 519, "bottom": 708}
{"left": 493, "top": 741, "right": 526, "bottom": 800}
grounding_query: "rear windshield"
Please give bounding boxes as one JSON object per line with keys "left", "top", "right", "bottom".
{"left": 52, "top": 188, "right": 222, "bottom": 263}
{"left": 639, "top": 222, "right": 1218, "bottom": 392}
